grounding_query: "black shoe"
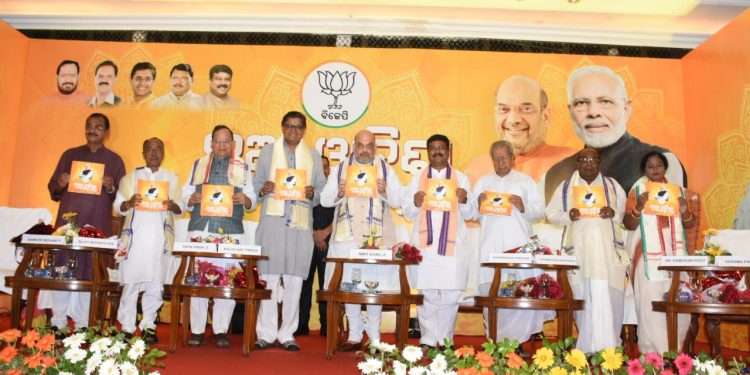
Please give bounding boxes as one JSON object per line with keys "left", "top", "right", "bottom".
{"left": 51, "top": 326, "right": 66, "bottom": 340}
{"left": 123, "top": 331, "right": 134, "bottom": 340}
{"left": 281, "top": 340, "right": 300, "bottom": 351}
{"left": 142, "top": 328, "right": 158, "bottom": 345}
{"left": 294, "top": 328, "right": 310, "bottom": 336}
{"left": 339, "top": 341, "right": 362, "bottom": 352}
{"left": 255, "top": 339, "right": 274, "bottom": 350}
{"left": 215, "top": 333, "right": 230, "bottom": 348}
{"left": 187, "top": 333, "right": 204, "bottom": 347}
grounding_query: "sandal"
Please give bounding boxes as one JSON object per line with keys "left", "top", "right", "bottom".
{"left": 255, "top": 339, "right": 274, "bottom": 350}
{"left": 280, "top": 340, "right": 300, "bottom": 351}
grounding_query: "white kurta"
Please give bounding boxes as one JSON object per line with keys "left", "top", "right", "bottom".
{"left": 473, "top": 169, "right": 553, "bottom": 342}
{"left": 320, "top": 161, "right": 405, "bottom": 291}
{"left": 115, "top": 167, "right": 182, "bottom": 284}
{"left": 402, "top": 167, "right": 475, "bottom": 290}
{"left": 546, "top": 173, "right": 628, "bottom": 353}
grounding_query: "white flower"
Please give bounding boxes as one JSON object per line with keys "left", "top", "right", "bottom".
{"left": 98, "top": 358, "right": 119, "bottom": 375}
{"left": 127, "top": 340, "right": 146, "bottom": 360}
{"left": 408, "top": 366, "right": 427, "bottom": 375}
{"left": 64, "top": 348, "right": 88, "bottom": 364}
{"left": 444, "top": 371, "right": 457, "bottom": 375}
{"left": 402, "top": 345, "right": 423, "bottom": 363}
{"left": 707, "top": 364, "right": 727, "bottom": 375}
{"left": 90, "top": 337, "right": 112, "bottom": 353}
{"left": 147, "top": 372, "right": 161, "bottom": 375}
{"left": 393, "top": 360, "right": 407, "bottom": 375}
{"left": 119, "top": 362, "right": 139, "bottom": 375}
{"left": 59, "top": 372, "right": 76, "bottom": 375}
{"left": 429, "top": 354, "right": 448, "bottom": 373}
{"left": 63, "top": 332, "right": 87, "bottom": 349}
{"left": 357, "top": 358, "right": 383, "bottom": 374}
{"left": 371, "top": 341, "right": 397, "bottom": 354}
{"left": 106, "top": 340, "right": 127, "bottom": 356}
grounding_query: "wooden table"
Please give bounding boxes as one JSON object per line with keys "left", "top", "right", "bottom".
{"left": 4, "top": 243, "right": 118, "bottom": 329}
{"left": 652, "top": 265, "right": 750, "bottom": 354}
{"left": 474, "top": 262, "right": 583, "bottom": 341}
{"left": 169, "top": 251, "right": 271, "bottom": 356}
{"left": 316, "top": 257, "right": 423, "bottom": 359}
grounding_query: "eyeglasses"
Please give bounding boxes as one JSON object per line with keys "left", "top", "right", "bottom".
{"left": 85, "top": 124, "right": 106, "bottom": 131}
{"left": 496, "top": 104, "right": 544, "bottom": 115}
{"left": 571, "top": 97, "right": 623, "bottom": 112}
{"left": 577, "top": 157, "right": 600, "bottom": 164}
{"left": 282, "top": 124, "right": 306, "bottom": 131}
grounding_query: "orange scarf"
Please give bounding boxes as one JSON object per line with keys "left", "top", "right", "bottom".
{"left": 418, "top": 165, "right": 458, "bottom": 256}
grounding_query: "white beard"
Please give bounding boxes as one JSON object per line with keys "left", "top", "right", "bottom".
{"left": 573, "top": 116, "right": 627, "bottom": 148}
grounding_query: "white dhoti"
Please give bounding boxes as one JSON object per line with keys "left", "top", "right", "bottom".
{"left": 256, "top": 273, "right": 303, "bottom": 343}
{"left": 118, "top": 281, "right": 163, "bottom": 333}
{"left": 40, "top": 291, "right": 91, "bottom": 329}
{"left": 571, "top": 275, "right": 624, "bottom": 353}
{"left": 417, "top": 289, "right": 462, "bottom": 347}
{"left": 633, "top": 262, "right": 689, "bottom": 353}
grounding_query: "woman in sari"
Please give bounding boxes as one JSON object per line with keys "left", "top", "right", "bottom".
{"left": 624, "top": 151, "right": 697, "bottom": 353}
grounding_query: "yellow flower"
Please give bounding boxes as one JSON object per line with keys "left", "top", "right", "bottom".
{"left": 707, "top": 247, "right": 722, "bottom": 256}
{"left": 565, "top": 349, "right": 587, "bottom": 370}
{"left": 533, "top": 347, "right": 555, "bottom": 370}
{"left": 704, "top": 228, "right": 718, "bottom": 236}
{"left": 600, "top": 348, "right": 623, "bottom": 371}
{"left": 549, "top": 366, "right": 568, "bottom": 375}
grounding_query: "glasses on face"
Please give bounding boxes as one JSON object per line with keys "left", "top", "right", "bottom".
{"left": 282, "top": 124, "right": 305, "bottom": 131}
{"left": 577, "top": 157, "right": 600, "bottom": 164}
{"left": 86, "top": 124, "right": 106, "bottom": 131}
{"left": 571, "top": 97, "right": 622, "bottom": 113}
{"left": 496, "top": 104, "right": 544, "bottom": 115}
{"left": 212, "top": 139, "right": 232, "bottom": 145}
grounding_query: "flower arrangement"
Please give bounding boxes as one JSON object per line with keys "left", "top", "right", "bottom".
{"left": 505, "top": 235, "right": 557, "bottom": 256}
{"left": 52, "top": 212, "right": 80, "bottom": 244}
{"left": 696, "top": 228, "right": 731, "bottom": 264}
{"left": 357, "top": 336, "right": 750, "bottom": 375}
{"left": 0, "top": 325, "right": 165, "bottom": 375}
{"left": 361, "top": 224, "right": 382, "bottom": 249}
{"left": 512, "top": 274, "right": 564, "bottom": 300}
{"left": 392, "top": 242, "right": 423, "bottom": 262}
{"left": 189, "top": 228, "right": 239, "bottom": 244}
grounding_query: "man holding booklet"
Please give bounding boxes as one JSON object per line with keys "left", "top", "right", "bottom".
{"left": 182, "top": 125, "right": 256, "bottom": 348}
{"left": 44, "top": 112, "right": 126, "bottom": 332}
{"left": 545, "top": 148, "right": 628, "bottom": 352}
{"left": 320, "top": 129, "right": 405, "bottom": 351}
{"left": 114, "top": 137, "right": 182, "bottom": 343}
{"left": 253, "top": 111, "right": 326, "bottom": 351}
{"left": 472, "top": 140, "right": 550, "bottom": 353}
{"left": 403, "top": 134, "right": 475, "bottom": 350}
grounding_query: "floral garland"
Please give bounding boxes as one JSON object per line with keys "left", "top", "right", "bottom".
{"left": 357, "top": 336, "right": 750, "bottom": 375}
{"left": 392, "top": 242, "right": 423, "bottom": 262}
{"left": 0, "top": 325, "right": 165, "bottom": 375}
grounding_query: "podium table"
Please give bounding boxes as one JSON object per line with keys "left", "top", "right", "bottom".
{"left": 317, "top": 257, "right": 423, "bottom": 359}
{"left": 169, "top": 251, "right": 271, "bottom": 356}
{"left": 5, "top": 243, "right": 118, "bottom": 329}
{"left": 652, "top": 265, "right": 750, "bottom": 354}
{"left": 474, "top": 262, "right": 583, "bottom": 341}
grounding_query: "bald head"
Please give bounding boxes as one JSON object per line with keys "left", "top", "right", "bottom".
{"left": 495, "top": 75, "right": 550, "bottom": 155}
{"left": 354, "top": 130, "right": 376, "bottom": 164}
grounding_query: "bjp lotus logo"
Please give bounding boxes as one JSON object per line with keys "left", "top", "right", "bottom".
{"left": 303, "top": 61, "right": 370, "bottom": 128}
{"left": 317, "top": 71, "right": 356, "bottom": 109}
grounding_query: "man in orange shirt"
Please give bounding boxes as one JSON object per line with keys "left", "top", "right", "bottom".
{"left": 466, "top": 75, "right": 574, "bottom": 185}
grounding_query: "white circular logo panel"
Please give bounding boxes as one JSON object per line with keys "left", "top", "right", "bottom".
{"left": 302, "top": 61, "right": 370, "bottom": 128}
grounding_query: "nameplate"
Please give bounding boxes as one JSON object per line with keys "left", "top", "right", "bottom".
{"left": 488, "top": 253, "right": 533, "bottom": 263}
{"left": 534, "top": 255, "right": 578, "bottom": 266}
{"left": 714, "top": 256, "right": 750, "bottom": 267}
{"left": 21, "top": 234, "right": 67, "bottom": 246}
{"left": 72, "top": 237, "right": 118, "bottom": 249}
{"left": 173, "top": 242, "right": 217, "bottom": 253}
{"left": 661, "top": 255, "right": 708, "bottom": 266}
{"left": 349, "top": 248, "right": 392, "bottom": 260}
{"left": 218, "top": 244, "right": 261, "bottom": 256}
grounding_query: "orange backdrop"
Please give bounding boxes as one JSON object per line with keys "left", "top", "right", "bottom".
{"left": 0, "top": 21, "right": 28, "bottom": 206}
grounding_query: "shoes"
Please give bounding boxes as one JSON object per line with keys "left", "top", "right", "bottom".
{"left": 51, "top": 326, "right": 66, "bottom": 340}
{"left": 294, "top": 328, "right": 310, "bottom": 336}
{"left": 280, "top": 340, "right": 300, "bottom": 351}
{"left": 419, "top": 344, "right": 434, "bottom": 352}
{"left": 339, "top": 341, "right": 362, "bottom": 352}
{"left": 187, "top": 333, "right": 204, "bottom": 347}
{"left": 515, "top": 347, "right": 531, "bottom": 359}
{"left": 142, "top": 328, "right": 158, "bottom": 345}
{"left": 215, "top": 333, "right": 230, "bottom": 348}
{"left": 255, "top": 339, "right": 274, "bottom": 350}
{"left": 123, "top": 331, "right": 134, "bottom": 340}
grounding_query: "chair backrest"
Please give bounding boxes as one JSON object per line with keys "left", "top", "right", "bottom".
{"left": 711, "top": 229, "right": 750, "bottom": 256}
